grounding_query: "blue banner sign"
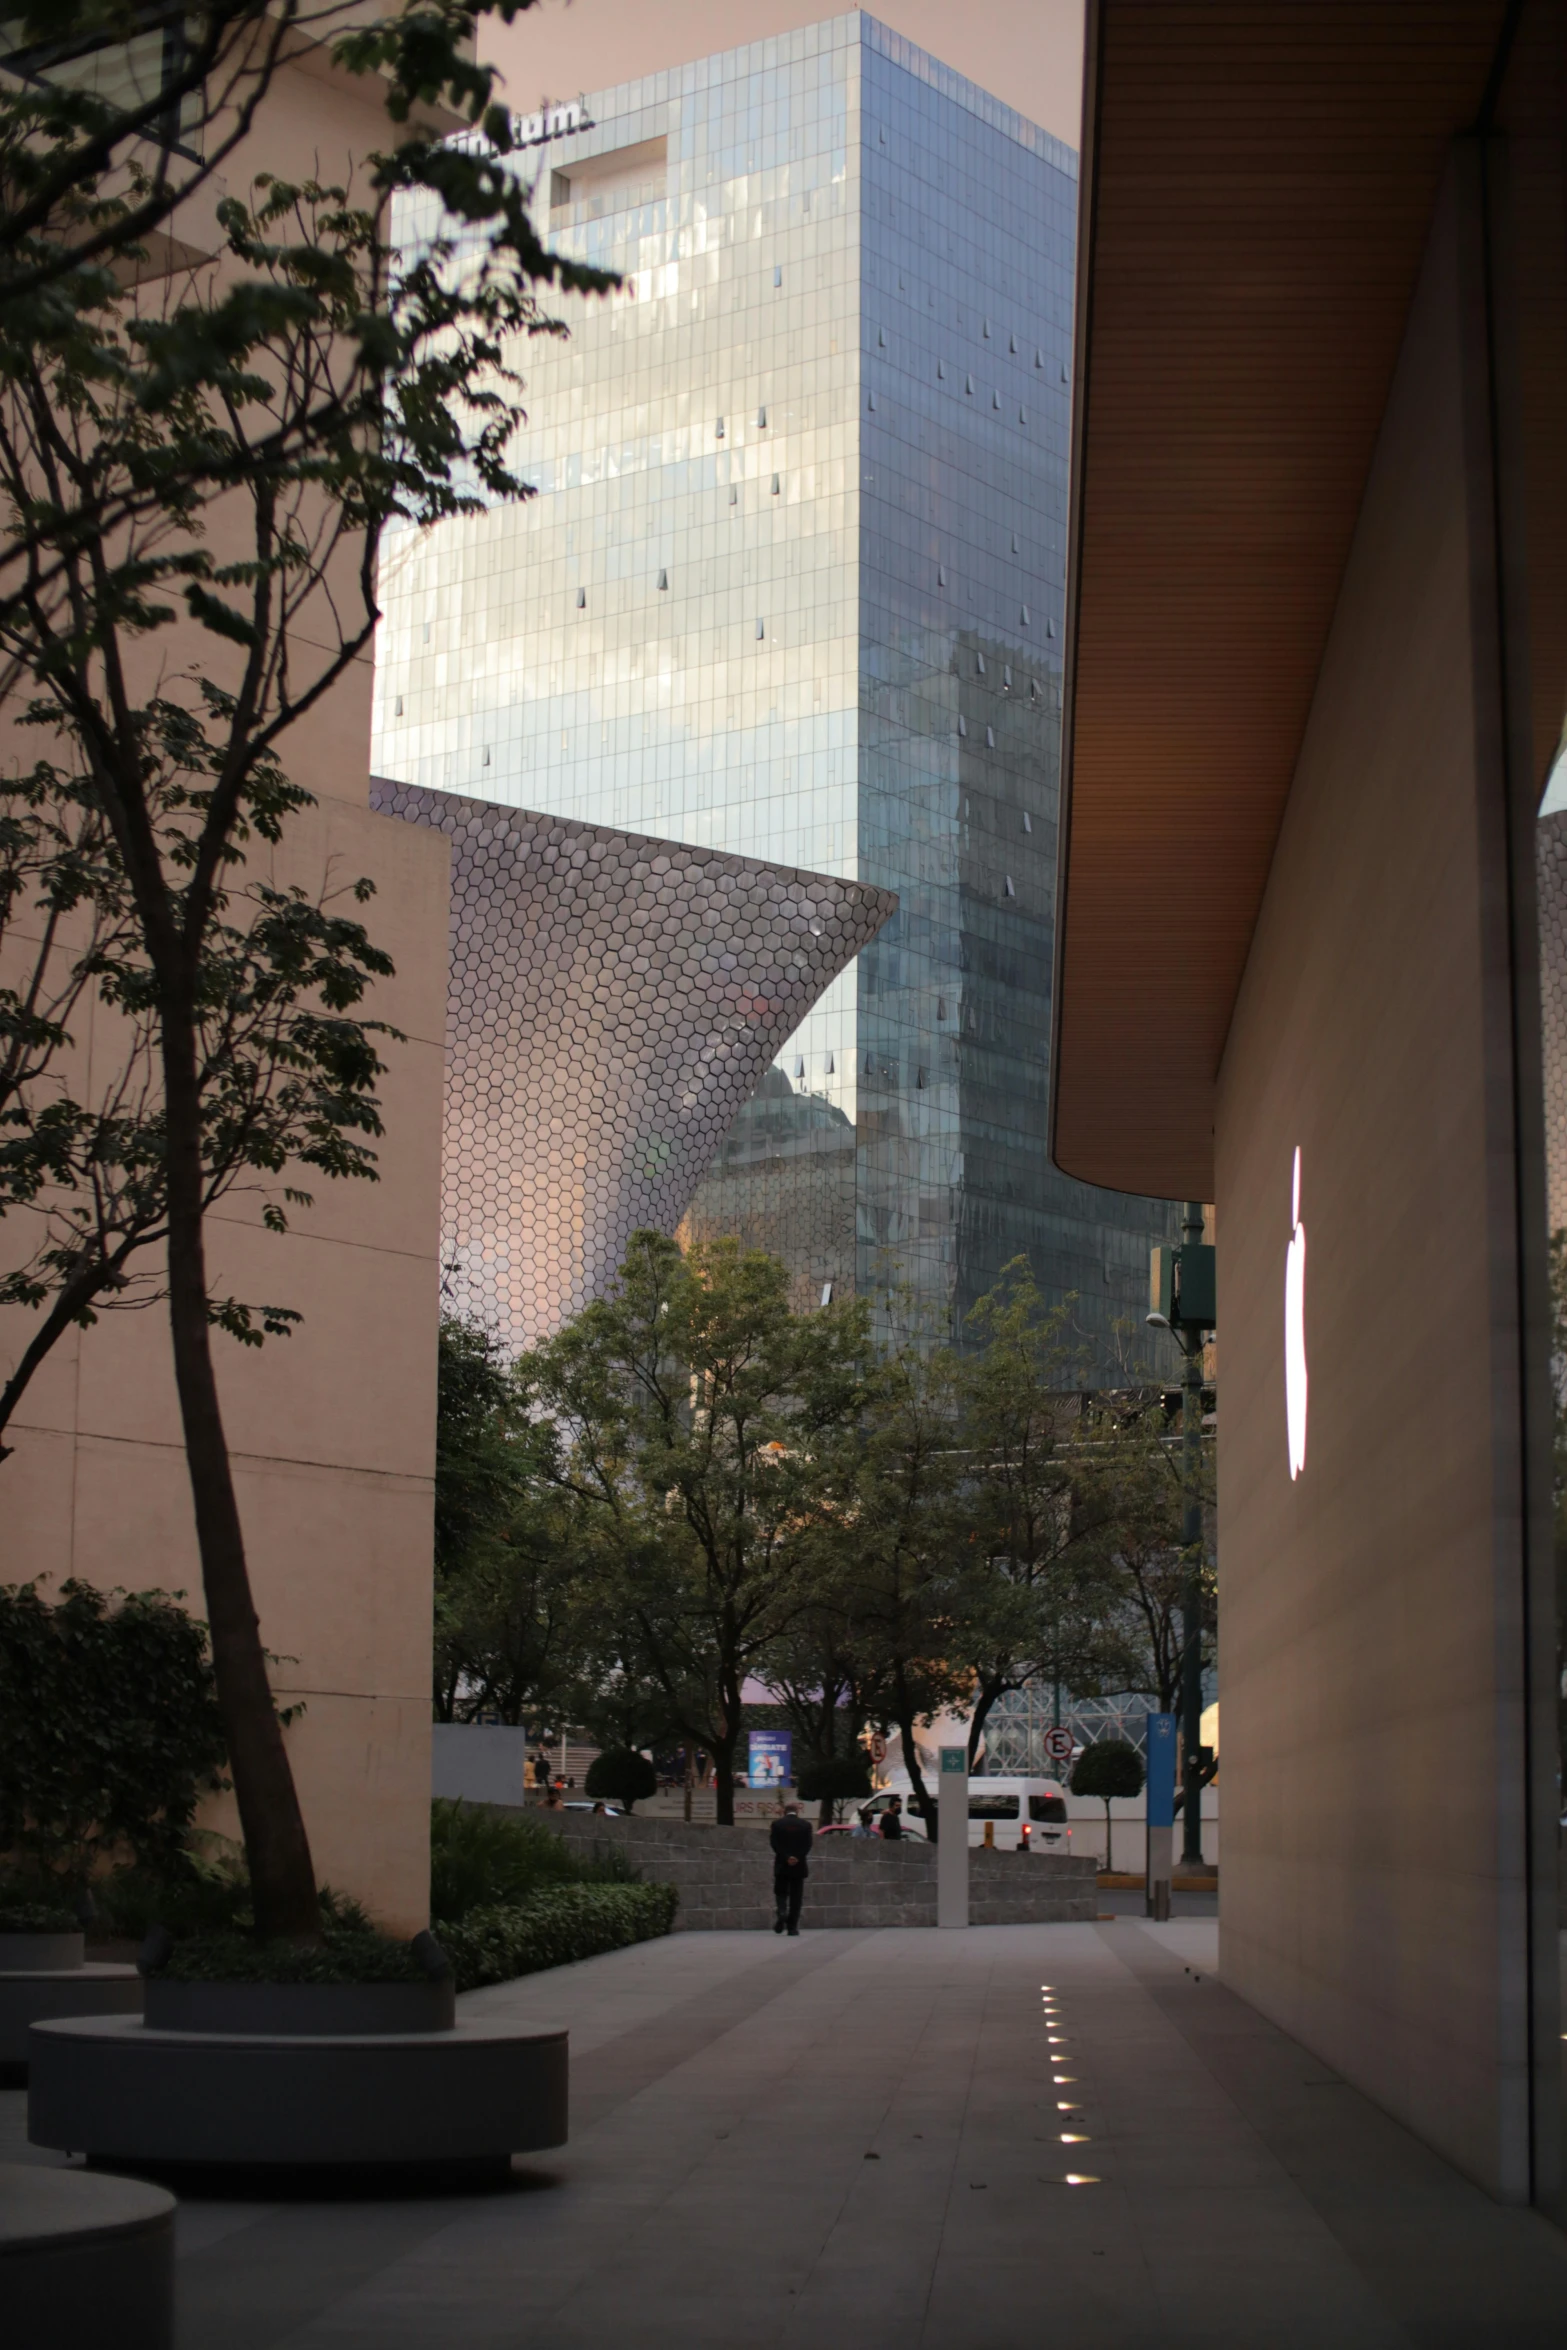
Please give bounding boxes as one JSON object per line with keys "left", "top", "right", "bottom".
{"left": 748, "top": 1730, "right": 792, "bottom": 1790}
{"left": 1146, "top": 1713, "right": 1177, "bottom": 1829}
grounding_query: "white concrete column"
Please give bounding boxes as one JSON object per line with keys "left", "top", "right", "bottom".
{"left": 937, "top": 1747, "right": 969, "bottom": 1928}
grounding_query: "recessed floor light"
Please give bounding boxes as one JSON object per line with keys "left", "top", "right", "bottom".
{"left": 1065, "top": 2174, "right": 1100, "bottom": 2186}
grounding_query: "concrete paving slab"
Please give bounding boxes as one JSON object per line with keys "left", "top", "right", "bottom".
{"left": 3, "top": 1922, "right": 1567, "bottom": 2346}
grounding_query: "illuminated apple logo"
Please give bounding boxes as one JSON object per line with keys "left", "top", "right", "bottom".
{"left": 1284, "top": 1147, "right": 1307, "bottom": 1480}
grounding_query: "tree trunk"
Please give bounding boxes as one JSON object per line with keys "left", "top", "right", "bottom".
{"left": 893, "top": 1662, "right": 936, "bottom": 1842}
{"left": 967, "top": 1676, "right": 1001, "bottom": 1771}
{"left": 161, "top": 1008, "right": 321, "bottom": 1944}
{"left": 711, "top": 1725, "right": 738, "bottom": 1825}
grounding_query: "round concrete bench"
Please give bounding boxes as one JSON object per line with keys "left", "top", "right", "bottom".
{"left": 0, "top": 2162, "right": 173, "bottom": 2350}
{"left": 28, "top": 2012, "right": 569, "bottom": 2173}
{"left": 0, "top": 1964, "right": 142, "bottom": 2079}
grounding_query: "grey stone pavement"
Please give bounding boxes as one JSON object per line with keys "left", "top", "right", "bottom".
{"left": 7, "top": 1915, "right": 1567, "bottom": 2348}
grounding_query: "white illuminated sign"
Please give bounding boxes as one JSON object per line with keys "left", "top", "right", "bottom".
{"left": 510, "top": 98, "right": 590, "bottom": 146}
{"left": 1285, "top": 1147, "right": 1308, "bottom": 1481}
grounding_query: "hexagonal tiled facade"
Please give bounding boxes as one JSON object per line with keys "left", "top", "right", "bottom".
{"left": 371, "top": 779, "right": 895, "bottom": 1348}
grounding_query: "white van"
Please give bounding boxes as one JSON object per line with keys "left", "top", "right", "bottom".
{"left": 965, "top": 1777, "right": 1072, "bottom": 1854}
{"left": 870, "top": 1776, "right": 1072, "bottom": 1853}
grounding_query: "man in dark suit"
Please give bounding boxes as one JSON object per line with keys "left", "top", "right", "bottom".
{"left": 770, "top": 1802, "right": 813, "bottom": 1936}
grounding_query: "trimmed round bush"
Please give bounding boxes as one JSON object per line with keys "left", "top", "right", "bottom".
{"left": 584, "top": 1748, "right": 657, "bottom": 1812}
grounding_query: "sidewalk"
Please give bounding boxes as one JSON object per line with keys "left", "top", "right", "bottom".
{"left": 6, "top": 1918, "right": 1567, "bottom": 2347}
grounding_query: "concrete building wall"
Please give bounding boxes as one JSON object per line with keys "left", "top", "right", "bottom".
{"left": 0, "top": 42, "right": 454, "bottom": 1937}
{"left": 1214, "top": 159, "right": 1552, "bottom": 2202}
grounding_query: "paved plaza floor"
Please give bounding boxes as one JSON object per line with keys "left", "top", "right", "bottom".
{"left": 7, "top": 1917, "right": 1567, "bottom": 2347}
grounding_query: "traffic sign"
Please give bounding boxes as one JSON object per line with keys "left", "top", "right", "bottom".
{"left": 1043, "top": 1726, "right": 1073, "bottom": 1764}
{"left": 869, "top": 1734, "right": 888, "bottom": 1765}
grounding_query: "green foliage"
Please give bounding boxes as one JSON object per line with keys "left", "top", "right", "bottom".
{"left": 584, "top": 1749, "right": 657, "bottom": 1810}
{"left": 0, "top": 1890, "right": 79, "bottom": 1931}
{"left": 153, "top": 1926, "right": 425, "bottom": 1985}
{"left": 439, "top": 1883, "right": 678, "bottom": 1992}
{"left": 428, "top": 1797, "right": 576, "bottom": 1922}
{"left": 432, "top": 1316, "right": 585, "bottom": 1724}
{"left": 1070, "top": 1739, "right": 1146, "bottom": 1802}
{"left": 0, "top": 1580, "right": 227, "bottom": 1883}
{"left": 521, "top": 1229, "right": 873, "bottom": 1822}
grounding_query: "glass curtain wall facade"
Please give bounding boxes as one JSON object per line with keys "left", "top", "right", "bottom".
{"left": 372, "top": 11, "right": 1181, "bottom": 1365}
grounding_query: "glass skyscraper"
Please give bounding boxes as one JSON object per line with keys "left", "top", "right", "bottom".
{"left": 373, "top": 11, "right": 1180, "bottom": 1365}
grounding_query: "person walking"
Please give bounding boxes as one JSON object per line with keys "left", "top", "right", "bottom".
{"left": 770, "top": 1802, "right": 813, "bottom": 1935}
{"left": 878, "top": 1794, "right": 904, "bottom": 1840}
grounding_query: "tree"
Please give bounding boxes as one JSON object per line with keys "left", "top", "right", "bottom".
{"left": 1069, "top": 1736, "right": 1144, "bottom": 1874}
{"left": 524, "top": 1230, "right": 871, "bottom": 1825}
{"left": 796, "top": 1750, "right": 871, "bottom": 1827}
{"left": 0, "top": 3, "right": 615, "bottom": 1939}
{"left": 0, "top": 1577, "right": 227, "bottom": 1887}
{"left": 584, "top": 1748, "right": 656, "bottom": 1813}
{"left": 814, "top": 1329, "right": 974, "bottom": 1840}
{"left": 1089, "top": 1388, "right": 1215, "bottom": 1722}
{"left": 956, "top": 1260, "right": 1141, "bottom": 1768}
{"left": 431, "top": 1314, "right": 586, "bottom": 1726}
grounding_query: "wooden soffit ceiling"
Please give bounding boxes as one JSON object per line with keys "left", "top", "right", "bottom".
{"left": 1052, "top": 0, "right": 1512, "bottom": 1200}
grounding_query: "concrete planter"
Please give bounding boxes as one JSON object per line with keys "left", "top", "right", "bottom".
{"left": 0, "top": 1930, "right": 83, "bottom": 1970}
{"left": 142, "top": 1975, "right": 455, "bottom": 2037}
{"left": 28, "top": 2011, "right": 569, "bottom": 2174}
{"left": 0, "top": 1941, "right": 142, "bottom": 2080}
{"left": 2, "top": 2161, "right": 174, "bottom": 2350}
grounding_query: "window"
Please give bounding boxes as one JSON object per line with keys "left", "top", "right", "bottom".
{"left": 715, "top": 418, "right": 725, "bottom": 438}
{"left": 771, "top": 474, "right": 780, "bottom": 494}
{"left": 757, "top": 404, "right": 767, "bottom": 427}
{"left": 657, "top": 568, "right": 668, "bottom": 589}
{"left": 1004, "top": 875, "right": 1016, "bottom": 897}
{"left": 1030, "top": 1796, "right": 1068, "bottom": 1824}
{"left": 985, "top": 725, "right": 995, "bottom": 748}
{"left": 575, "top": 588, "right": 586, "bottom": 609}
{"left": 820, "top": 1281, "right": 834, "bottom": 1306}
{"left": 393, "top": 695, "right": 403, "bottom": 716}
{"left": 969, "top": 1795, "right": 1020, "bottom": 1820}
{"left": 549, "top": 135, "right": 667, "bottom": 221}
{"left": 755, "top": 618, "right": 765, "bottom": 640}
{"left": 773, "top": 265, "right": 782, "bottom": 287}
{"left": 1023, "top": 811, "right": 1032, "bottom": 834}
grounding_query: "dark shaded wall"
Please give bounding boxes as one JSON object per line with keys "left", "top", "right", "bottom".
{"left": 1215, "top": 155, "right": 1558, "bottom": 2204}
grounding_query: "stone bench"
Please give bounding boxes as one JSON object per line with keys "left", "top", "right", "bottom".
{"left": 1, "top": 2161, "right": 174, "bottom": 2350}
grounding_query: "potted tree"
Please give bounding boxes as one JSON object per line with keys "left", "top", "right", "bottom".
{"left": 1069, "top": 1739, "right": 1146, "bottom": 1876}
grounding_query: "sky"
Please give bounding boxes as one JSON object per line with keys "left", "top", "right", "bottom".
{"left": 479, "top": 0, "right": 1086, "bottom": 148}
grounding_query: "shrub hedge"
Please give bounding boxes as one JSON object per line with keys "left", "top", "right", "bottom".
{"left": 157, "top": 1927, "right": 427, "bottom": 1984}
{"left": 441, "top": 1882, "right": 678, "bottom": 1991}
